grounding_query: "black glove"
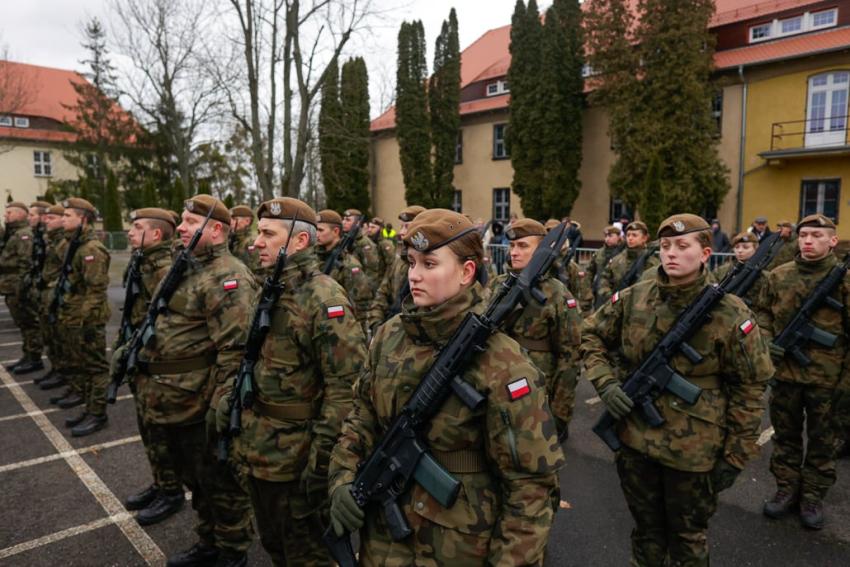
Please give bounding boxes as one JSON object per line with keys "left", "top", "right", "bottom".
{"left": 711, "top": 459, "right": 741, "bottom": 492}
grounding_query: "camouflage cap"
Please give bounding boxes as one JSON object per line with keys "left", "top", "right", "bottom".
{"left": 505, "top": 218, "right": 546, "bottom": 240}
{"left": 343, "top": 208, "right": 363, "bottom": 218}
{"left": 184, "top": 194, "right": 230, "bottom": 224}
{"left": 399, "top": 205, "right": 426, "bottom": 222}
{"left": 131, "top": 207, "right": 177, "bottom": 227}
{"left": 257, "top": 197, "right": 317, "bottom": 226}
{"left": 30, "top": 200, "right": 52, "bottom": 211}
{"left": 796, "top": 213, "right": 836, "bottom": 233}
{"left": 46, "top": 204, "right": 64, "bottom": 216}
{"left": 370, "top": 216, "right": 385, "bottom": 226}
{"left": 403, "top": 208, "right": 477, "bottom": 254}
{"left": 626, "top": 220, "right": 649, "bottom": 234}
{"left": 317, "top": 209, "right": 343, "bottom": 226}
{"left": 62, "top": 197, "right": 97, "bottom": 215}
{"left": 731, "top": 231, "right": 759, "bottom": 247}
{"left": 776, "top": 220, "right": 793, "bottom": 228}
{"left": 230, "top": 205, "right": 254, "bottom": 219}
{"left": 657, "top": 214, "right": 710, "bottom": 238}
{"left": 543, "top": 219, "right": 560, "bottom": 231}
{"left": 6, "top": 201, "right": 29, "bottom": 213}
{"left": 604, "top": 225, "right": 622, "bottom": 236}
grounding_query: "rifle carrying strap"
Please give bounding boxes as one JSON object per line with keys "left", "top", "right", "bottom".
{"left": 515, "top": 335, "right": 552, "bottom": 353}
{"left": 138, "top": 351, "right": 217, "bottom": 375}
{"left": 685, "top": 375, "right": 722, "bottom": 389}
{"left": 252, "top": 398, "right": 316, "bottom": 421}
{"left": 431, "top": 448, "right": 488, "bottom": 474}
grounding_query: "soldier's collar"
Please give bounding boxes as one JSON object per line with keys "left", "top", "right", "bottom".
{"left": 795, "top": 251, "right": 837, "bottom": 272}
{"left": 400, "top": 283, "right": 485, "bottom": 346}
{"left": 655, "top": 267, "right": 708, "bottom": 304}
{"left": 192, "top": 241, "right": 229, "bottom": 263}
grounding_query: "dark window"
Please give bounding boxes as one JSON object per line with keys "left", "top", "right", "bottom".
{"left": 800, "top": 179, "right": 840, "bottom": 223}
{"left": 493, "top": 188, "right": 510, "bottom": 222}
{"left": 609, "top": 198, "right": 631, "bottom": 223}
{"left": 455, "top": 130, "right": 463, "bottom": 164}
{"left": 493, "top": 124, "right": 509, "bottom": 159}
{"left": 452, "top": 190, "right": 462, "bottom": 213}
{"left": 711, "top": 90, "right": 723, "bottom": 135}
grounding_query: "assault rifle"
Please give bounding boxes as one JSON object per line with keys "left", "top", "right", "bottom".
{"left": 217, "top": 218, "right": 296, "bottom": 462}
{"left": 592, "top": 235, "right": 782, "bottom": 451}
{"left": 323, "top": 222, "right": 570, "bottom": 567}
{"left": 117, "top": 237, "right": 145, "bottom": 347}
{"left": 47, "top": 224, "right": 85, "bottom": 324}
{"left": 723, "top": 232, "right": 784, "bottom": 304}
{"left": 593, "top": 244, "right": 625, "bottom": 309}
{"left": 23, "top": 223, "right": 47, "bottom": 297}
{"left": 322, "top": 214, "right": 363, "bottom": 275}
{"left": 772, "top": 251, "right": 850, "bottom": 367}
{"left": 555, "top": 227, "right": 582, "bottom": 287}
{"left": 106, "top": 207, "right": 215, "bottom": 403}
{"left": 616, "top": 243, "right": 659, "bottom": 292}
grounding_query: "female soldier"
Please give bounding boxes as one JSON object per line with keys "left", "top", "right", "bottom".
{"left": 581, "top": 214, "right": 773, "bottom": 566}
{"left": 328, "top": 209, "right": 564, "bottom": 566}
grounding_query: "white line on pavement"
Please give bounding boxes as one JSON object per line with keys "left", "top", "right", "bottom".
{"left": 0, "top": 369, "right": 164, "bottom": 565}
{"left": 0, "top": 355, "right": 46, "bottom": 364}
{"left": 0, "top": 341, "right": 23, "bottom": 347}
{"left": 757, "top": 426, "right": 775, "bottom": 447}
{"left": 0, "top": 394, "right": 131, "bottom": 423}
{"left": 0, "top": 513, "right": 128, "bottom": 560}
{"left": 0, "top": 379, "right": 33, "bottom": 389}
{"left": 0, "top": 435, "right": 142, "bottom": 473}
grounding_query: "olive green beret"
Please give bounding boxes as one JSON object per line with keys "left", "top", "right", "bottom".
{"left": 399, "top": 206, "right": 426, "bottom": 222}
{"left": 317, "top": 209, "right": 343, "bottom": 226}
{"left": 257, "top": 197, "right": 317, "bottom": 226}
{"left": 776, "top": 220, "right": 793, "bottom": 228}
{"left": 30, "top": 200, "right": 52, "bottom": 210}
{"left": 230, "top": 205, "right": 254, "bottom": 219}
{"left": 46, "top": 204, "right": 64, "bottom": 216}
{"left": 543, "top": 219, "right": 560, "bottom": 231}
{"left": 797, "top": 214, "right": 836, "bottom": 233}
{"left": 731, "top": 232, "right": 758, "bottom": 247}
{"left": 604, "top": 225, "right": 622, "bottom": 236}
{"left": 506, "top": 218, "right": 546, "bottom": 240}
{"left": 131, "top": 208, "right": 177, "bottom": 227}
{"left": 7, "top": 201, "right": 29, "bottom": 213}
{"left": 343, "top": 208, "right": 363, "bottom": 218}
{"left": 657, "top": 214, "right": 710, "bottom": 238}
{"left": 184, "top": 194, "right": 230, "bottom": 224}
{"left": 370, "top": 216, "right": 385, "bottom": 226}
{"left": 169, "top": 210, "right": 182, "bottom": 226}
{"left": 62, "top": 197, "right": 97, "bottom": 215}
{"left": 403, "top": 208, "right": 478, "bottom": 254}
{"left": 626, "top": 220, "right": 649, "bottom": 234}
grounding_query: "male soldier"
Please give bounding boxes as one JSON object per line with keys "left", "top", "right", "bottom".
{"left": 750, "top": 215, "right": 772, "bottom": 242}
{"left": 52, "top": 198, "right": 112, "bottom": 436}
{"left": 768, "top": 220, "right": 797, "bottom": 270}
{"left": 582, "top": 214, "right": 773, "bottom": 566}
{"left": 491, "top": 218, "right": 582, "bottom": 440}
{"left": 130, "top": 195, "right": 255, "bottom": 566}
{"left": 35, "top": 204, "right": 69, "bottom": 390}
{"left": 342, "top": 208, "right": 381, "bottom": 287}
{"left": 761, "top": 214, "right": 850, "bottom": 529}
{"left": 365, "top": 216, "right": 396, "bottom": 280}
{"left": 544, "top": 219, "right": 593, "bottom": 314}
{"left": 0, "top": 202, "right": 44, "bottom": 374}
{"left": 229, "top": 205, "right": 259, "bottom": 271}
{"left": 588, "top": 225, "right": 625, "bottom": 308}
{"left": 315, "top": 210, "right": 373, "bottom": 328}
{"left": 217, "top": 197, "right": 366, "bottom": 566}
{"left": 365, "top": 205, "right": 426, "bottom": 332}
{"left": 597, "top": 220, "right": 660, "bottom": 303}
{"left": 119, "top": 208, "right": 186, "bottom": 526}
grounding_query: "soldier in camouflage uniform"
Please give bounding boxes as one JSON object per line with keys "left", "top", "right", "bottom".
{"left": 767, "top": 220, "right": 798, "bottom": 270}
{"left": 217, "top": 198, "right": 366, "bottom": 566}
{"left": 131, "top": 195, "right": 256, "bottom": 567}
{"left": 35, "top": 204, "right": 69, "bottom": 390}
{"left": 366, "top": 216, "right": 397, "bottom": 281}
{"left": 588, "top": 225, "right": 625, "bottom": 309}
{"left": 542, "top": 219, "right": 594, "bottom": 314}
{"left": 710, "top": 232, "right": 772, "bottom": 330}
{"left": 54, "top": 198, "right": 112, "bottom": 437}
{"left": 119, "top": 208, "right": 186, "bottom": 526}
{"left": 490, "top": 218, "right": 582, "bottom": 441}
{"left": 581, "top": 214, "right": 773, "bottom": 566}
{"left": 228, "top": 205, "right": 259, "bottom": 272}
{"left": 315, "top": 209, "right": 373, "bottom": 329}
{"left": 597, "top": 220, "right": 660, "bottom": 303}
{"left": 329, "top": 209, "right": 564, "bottom": 566}
{"left": 761, "top": 214, "right": 850, "bottom": 529}
{"left": 0, "top": 201, "right": 44, "bottom": 374}
{"left": 342, "top": 208, "right": 381, "bottom": 289}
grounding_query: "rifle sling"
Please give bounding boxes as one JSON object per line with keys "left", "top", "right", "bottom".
{"left": 137, "top": 351, "right": 217, "bottom": 375}
{"left": 430, "top": 448, "right": 487, "bottom": 474}
{"left": 678, "top": 375, "right": 721, "bottom": 389}
{"left": 251, "top": 398, "right": 316, "bottom": 421}
{"left": 515, "top": 336, "right": 553, "bottom": 353}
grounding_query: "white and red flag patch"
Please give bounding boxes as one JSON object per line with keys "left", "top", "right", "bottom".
{"left": 248, "top": 245, "right": 256, "bottom": 252}
{"left": 739, "top": 319, "right": 755, "bottom": 335}
{"left": 351, "top": 267, "right": 361, "bottom": 274}
{"left": 223, "top": 279, "right": 239, "bottom": 291}
{"left": 21, "top": 235, "right": 29, "bottom": 240}
{"left": 84, "top": 255, "right": 95, "bottom": 263}
{"left": 611, "top": 291, "right": 620, "bottom": 304}
{"left": 566, "top": 298, "right": 578, "bottom": 309}
{"left": 327, "top": 305, "right": 345, "bottom": 319}
{"left": 507, "top": 377, "right": 531, "bottom": 401}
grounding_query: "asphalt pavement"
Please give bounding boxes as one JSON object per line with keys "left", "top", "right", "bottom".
{"left": 0, "top": 265, "right": 847, "bottom": 566}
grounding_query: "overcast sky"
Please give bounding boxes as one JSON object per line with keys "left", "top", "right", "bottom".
{"left": 0, "top": 0, "right": 523, "bottom": 119}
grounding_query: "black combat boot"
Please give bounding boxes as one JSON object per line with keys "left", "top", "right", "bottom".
{"left": 65, "top": 411, "right": 88, "bottom": 428}
{"left": 70, "top": 414, "right": 108, "bottom": 437}
{"left": 13, "top": 359, "right": 45, "bottom": 375}
{"left": 763, "top": 489, "right": 799, "bottom": 519}
{"left": 40, "top": 373, "right": 66, "bottom": 390}
{"left": 50, "top": 388, "right": 72, "bottom": 405}
{"left": 4, "top": 358, "right": 24, "bottom": 371}
{"left": 800, "top": 499, "right": 824, "bottom": 530}
{"left": 166, "top": 542, "right": 219, "bottom": 567}
{"left": 214, "top": 551, "right": 247, "bottom": 567}
{"left": 33, "top": 370, "right": 55, "bottom": 384}
{"left": 125, "top": 484, "right": 159, "bottom": 511}
{"left": 136, "top": 491, "right": 185, "bottom": 526}
{"left": 57, "top": 392, "right": 84, "bottom": 409}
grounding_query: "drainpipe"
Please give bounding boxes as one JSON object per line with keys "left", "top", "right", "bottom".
{"left": 736, "top": 64, "right": 748, "bottom": 234}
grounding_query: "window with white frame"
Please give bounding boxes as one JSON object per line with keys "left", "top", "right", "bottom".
{"left": 781, "top": 16, "right": 803, "bottom": 34}
{"left": 452, "top": 190, "right": 462, "bottom": 213}
{"left": 486, "top": 79, "right": 510, "bottom": 97}
{"left": 800, "top": 179, "right": 840, "bottom": 222}
{"left": 14, "top": 117, "right": 29, "bottom": 128}
{"left": 750, "top": 23, "right": 772, "bottom": 41}
{"left": 493, "top": 123, "right": 509, "bottom": 159}
{"left": 493, "top": 188, "right": 510, "bottom": 222}
{"left": 711, "top": 90, "right": 724, "bottom": 135}
{"left": 0, "top": 116, "right": 11, "bottom": 127}
{"left": 750, "top": 9, "right": 839, "bottom": 43}
{"left": 812, "top": 9, "right": 837, "bottom": 28}
{"left": 33, "top": 151, "right": 52, "bottom": 177}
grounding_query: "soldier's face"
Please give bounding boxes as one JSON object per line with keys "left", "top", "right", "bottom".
{"left": 626, "top": 230, "right": 647, "bottom": 248}
{"left": 733, "top": 242, "right": 756, "bottom": 262}
{"left": 254, "top": 218, "right": 309, "bottom": 266}
{"left": 604, "top": 233, "right": 620, "bottom": 247}
{"left": 399, "top": 221, "right": 412, "bottom": 239}
{"left": 128, "top": 220, "right": 155, "bottom": 249}
{"left": 6, "top": 207, "right": 25, "bottom": 224}
{"left": 28, "top": 208, "right": 41, "bottom": 227}
{"left": 659, "top": 233, "right": 711, "bottom": 284}
{"left": 407, "top": 247, "right": 476, "bottom": 307}
{"left": 45, "top": 213, "right": 63, "bottom": 231}
{"left": 316, "top": 223, "right": 340, "bottom": 248}
{"left": 509, "top": 236, "right": 540, "bottom": 270}
{"left": 366, "top": 223, "right": 380, "bottom": 237}
{"left": 342, "top": 215, "right": 357, "bottom": 232}
{"left": 178, "top": 211, "right": 220, "bottom": 248}
{"left": 798, "top": 227, "right": 837, "bottom": 260}
{"left": 233, "top": 217, "right": 251, "bottom": 231}
{"left": 63, "top": 209, "right": 84, "bottom": 230}
{"left": 779, "top": 226, "right": 792, "bottom": 238}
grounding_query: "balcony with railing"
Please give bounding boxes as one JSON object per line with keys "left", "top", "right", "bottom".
{"left": 761, "top": 114, "right": 850, "bottom": 162}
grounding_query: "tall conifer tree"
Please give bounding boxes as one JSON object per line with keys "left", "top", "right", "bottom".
{"left": 319, "top": 60, "right": 345, "bottom": 209}
{"left": 428, "top": 9, "right": 461, "bottom": 209}
{"left": 340, "top": 57, "right": 371, "bottom": 212}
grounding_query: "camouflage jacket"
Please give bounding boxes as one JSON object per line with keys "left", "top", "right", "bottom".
{"left": 597, "top": 246, "right": 661, "bottom": 302}
{"left": 41, "top": 228, "right": 66, "bottom": 286}
{"left": 588, "top": 244, "right": 625, "bottom": 298}
{"left": 131, "top": 240, "right": 174, "bottom": 327}
{"left": 552, "top": 259, "right": 594, "bottom": 314}
{"left": 489, "top": 271, "right": 582, "bottom": 427}
{"left": 316, "top": 246, "right": 373, "bottom": 322}
{"left": 366, "top": 253, "right": 409, "bottom": 329}
{"left": 0, "top": 221, "right": 32, "bottom": 295}
{"left": 233, "top": 250, "right": 366, "bottom": 482}
{"left": 581, "top": 271, "right": 774, "bottom": 471}
{"left": 139, "top": 243, "right": 257, "bottom": 425}
{"left": 330, "top": 283, "right": 564, "bottom": 565}
{"left": 371, "top": 234, "right": 396, "bottom": 281}
{"left": 229, "top": 228, "right": 259, "bottom": 272}
{"left": 761, "top": 253, "right": 850, "bottom": 389}
{"left": 353, "top": 232, "right": 381, "bottom": 288}
{"left": 710, "top": 260, "right": 771, "bottom": 334}
{"left": 57, "top": 226, "right": 111, "bottom": 327}
{"left": 767, "top": 235, "right": 797, "bottom": 270}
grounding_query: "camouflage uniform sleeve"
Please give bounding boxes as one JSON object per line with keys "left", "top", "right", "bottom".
{"left": 79, "top": 246, "right": 110, "bottom": 319}
{"left": 346, "top": 264, "right": 373, "bottom": 324}
{"left": 758, "top": 271, "right": 777, "bottom": 340}
{"left": 551, "top": 289, "right": 582, "bottom": 424}
{"left": 485, "top": 352, "right": 563, "bottom": 565}
{"left": 572, "top": 262, "right": 594, "bottom": 314}
{"left": 720, "top": 308, "right": 774, "bottom": 469}
{"left": 597, "top": 262, "right": 615, "bottom": 302}
{"left": 366, "top": 267, "right": 394, "bottom": 330}
{"left": 580, "top": 291, "right": 626, "bottom": 391}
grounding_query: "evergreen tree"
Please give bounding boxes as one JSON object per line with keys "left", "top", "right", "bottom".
{"left": 340, "top": 57, "right": 371, "bottom": 212}
{"left": 102, "top": 169, "right": 123, "bottom": 231}
{"left": 319, "top": 60, "right": 345, "bottom": 209}
{"left": 640, "top": 152, "right": 667, "bottom": 235}
{"left": 428, "top": 8, "right": 461, "bottom": 209}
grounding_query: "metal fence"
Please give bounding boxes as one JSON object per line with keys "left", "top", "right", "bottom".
{"left": 99, "top": 231, "right": 129, "bottom": 251}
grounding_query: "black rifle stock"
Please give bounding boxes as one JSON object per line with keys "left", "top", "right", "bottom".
{"left": 322, "top": 215, "right": 363, "bottom": 275}
{"left": 47, "top": 224, "right": 84, "bottom": 325}
{"left": 106, "top": 207, "right": 215, "bottom": 403}
{"left": 772, "top": 251, "right": 850, "bottom": 367}
{"left": 24, "top": 223, "right": 47, "bottom": 295}
{"left": 117, "top": 240, "right": 145, "bottom": 347}
{"left": 555, "top": 228, "right": 582, "bottom": 287}
{"left": 723, "top": 232, "right": 784, "bottom": 303}
{"left": 322, "top": 223, "right": 570, "bottom": 567}
{"left": 617, "top": 243, "right": 659, "bottom": 292}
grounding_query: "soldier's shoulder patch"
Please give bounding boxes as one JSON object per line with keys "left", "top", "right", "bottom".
{"left": 21, "top": 235, "right": 29, "bottom": 240}
{"left": 84, "top": 255, "right": 95, "bottom": 263}
{"left": 506, "top": 377, "right": 531, "bottom": 401}
{"left": 578, "top": 271, "right": 586, "bottom": 277}
{"left": 327, "top": 305, "right": 345, "bottom": 319}
{"left": 248, "top": 245, "right": 255, "bottom": 252}
{"left": 223, "top": 279, "right": 239, "bottom": 291}
{"left": 351, "top": 266, "right": 361, "bottom": 274}
{"left": 611, "top": 291, "right": 620, "bottom": 304}
{"left": 566, "top": 298, "right": 578, "bottom": 309}
{"left": 739, "top": 319, "right": 755, "bottom": 335}
{"left": 363, "top": 245, "right": 372, "bottom": 251}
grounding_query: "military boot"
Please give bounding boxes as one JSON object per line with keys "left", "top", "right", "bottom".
{"left": 13, "top": 359, "right": 45, "bottom": 375}
{"left": 763, "top": 489, "right": 799, "bottom": 519}
{"left": 125, "top": 484, "right": 159, "bottom": 511}
{"left": 57, "top": 393, "right": 84, "bottom": 409}
{"left": 65, "top": 411, "right": 88, "bottom": 428}
{"left": 166, "top": 542, "right": 219, "bottom": 567}
{"left": 214, "top": 551, "right": 247, "bottom": 567}
{"left": 39, "top": 373, "right": 66, "bottom": 390}
{"left": 70, "top": 414, "right": 108, "bottom": 437}
{"left": 800, "top": 500, "right": 824, "bottom": 530}
{"left": 4, "top": 358, "right": 24, "bottom": 371}
{"left": 33, "top": 370, "right": 55, "bottom": 385}
{"left": 50, "top": 388, "right": 72, "bottom": 405}
{"left": 136, "top": 491, "right": 185, "bottom": 526}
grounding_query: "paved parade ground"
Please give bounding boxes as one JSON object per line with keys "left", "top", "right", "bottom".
{"left": 0, "top": 264, "right": 848, "bottom": 566}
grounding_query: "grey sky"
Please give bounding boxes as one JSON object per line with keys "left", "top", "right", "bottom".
{"left": 1, "top": 0, "right": 521, "bottom": 119}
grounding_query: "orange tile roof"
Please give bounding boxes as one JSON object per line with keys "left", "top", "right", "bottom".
{"left": 0, "top": 126, "right": 75, "bottom": 143}
{"left": 712, "top": 0, "right": 828, "bottom": 26}
{"left": 715, "top": 25, "right": 850, "bottom": 68}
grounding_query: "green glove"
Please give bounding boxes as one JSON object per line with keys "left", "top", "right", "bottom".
{"left": 769, "top": 342, "right": 786, "bottom": 361}
{"left": 109, "top": 344, "right": 127, "bottom": 380}
{"left": 329, "top": 484, "right": 364, "bottom": 537}
{"left": 215, "top": 394, "right": 231, "bottom": 434}
{"left": 598, "top": 381, "right": 634, "bottom": 419}
{"left": 711, "top": 459, "right": 741, "bottom": 492}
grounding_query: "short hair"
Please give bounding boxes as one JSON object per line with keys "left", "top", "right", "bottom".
{"left": 278, "top": 218, "right": 317, "bottom": 246}
{"left": 142, "top": 218, "right": 174, "bottom": 241}
{"left": 446, "top": 231, "right": 484, "bottom": 269}
{"left": 695, "top": 229, "right": 712, "bottom": 248}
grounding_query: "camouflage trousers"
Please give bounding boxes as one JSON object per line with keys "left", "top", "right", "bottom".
{"left": 131, "top": 387, "right": 181, "bottom": 493}
{"left": 551, "top": 367, "right": 579, "bottom": 431}
{"left": 769, "top": 381, "right": 837, "bottom": 501}
{"left": 150, "top": 421, "right": 254, "bottom": 553}
{"left": 5, "top": 292, "right": 43, "bottom": 361}
{"left": 246, "top": 477, "right": 331, "bottom": 566}
{"left": 616, "top": 446, "right": 718, "bottom": 567}
{"left": 38, "top": 300, "right": 65, "bottom": 375}
{"left": 833, "top": 386, "right": 850, "bottom": 446}
{"left": 62, "top": 325, "right": 108, "bottom": 416}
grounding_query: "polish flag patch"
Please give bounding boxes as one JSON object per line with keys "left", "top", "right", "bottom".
{"left": 223, "top": 279, "right": 239, "bottom": 291}
{"left": 739, "top": 319, "right": 755, "bottom": 335}
{"left": 84, "top": 255, "right": 95, "bottom": 263}
{"left": 611, "top": 292, "right": 620, "bottom": 304}
{"left": 507, "top": 378, "right": 531, "bottom": 401}
{"left": 578, "top": 271, "right": 586, "bottom": 277}
{"left": 327, "top": 305, "right": 345, "bottom": 319}
{"left": 21, "top": 235, "right": 29, "bottom": 240}
{"left": 352, "top": 267, "right": 361, "bottom": 274}
{"left": 248, "top": 245, "right": 256, "bottom": 252}
{"left": 566, "top": 298, "right": 578, "bottom": 309}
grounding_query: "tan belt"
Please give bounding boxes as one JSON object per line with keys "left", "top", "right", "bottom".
{"left": 516, "top": 336, "right": 552, "bottom": 353}
{"left": 252, "top": 398, "right": 316, "bottom": 421}
{"left": 431, "top": 448, "right": 488, "bottom": 474}
{"left": 686, "top": 375, "right": 722, "bottom": 389}
{"left": 138, "top": 352, "right": 217, "bottom": 375}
